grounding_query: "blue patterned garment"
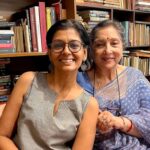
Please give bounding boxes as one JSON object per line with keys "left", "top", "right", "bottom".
{"left": 77, "top": 67, "right": 150, "bottom": 149}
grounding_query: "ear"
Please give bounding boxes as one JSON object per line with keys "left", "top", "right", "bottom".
{"left": 83, "top": 47, "right": 87, "bottom": 61}
{"left": 48, "top": 49, "right": 52, "bottom": 60}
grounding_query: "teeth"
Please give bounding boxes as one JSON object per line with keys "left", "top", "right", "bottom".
{"left": 61, "top": 59, "right": 73, "bottom": 63}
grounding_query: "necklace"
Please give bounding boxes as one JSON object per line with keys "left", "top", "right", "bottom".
{"left": 93, "top": 67, "right": 122, "bottom": 116}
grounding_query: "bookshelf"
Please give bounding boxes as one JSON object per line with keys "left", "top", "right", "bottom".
{"left": 0, "top": 0, "right": 150, "bottom": 104}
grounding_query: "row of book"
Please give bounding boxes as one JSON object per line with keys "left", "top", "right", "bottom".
{"left": 76, "top": 13, "right": 150, "bottom": 47}
{"left": 0, "top": 1, "right": 65, "bottom": 54}
{"left": 77, "top": 0, "right": 150, "bottom": 11}
{"left": 0, "top": 58, "right": 11, "bottom": 102}
{"left": 77, "top": 10, "right": 110, "bottom": 33}
{"left": 0, "top": 30, "right": 15, "bottom": 53}
{"left": 77, "top": 0, "right": 134, "bottom": 10}
{"left": 135, "top": 0, "right": 150, "bottom": 11}
{"left": 122, "top": 50, "right": 150, "bottom": 76}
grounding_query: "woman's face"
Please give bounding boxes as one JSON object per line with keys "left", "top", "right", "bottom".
{"left": 92, "top": 26, "right": 123, "bottom": 70}
{"left": 48, "top": 28, "right": 87, "bottom": 72}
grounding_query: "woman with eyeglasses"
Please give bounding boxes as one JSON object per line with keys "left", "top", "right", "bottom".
{"left": 0, "top": 19, "right": 99, "bottom": 150}
{"left": 77, "top": 20, "right": 150, "bottom": 149}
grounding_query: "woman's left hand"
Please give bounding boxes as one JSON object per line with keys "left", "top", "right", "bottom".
{"left": 97, "top": 110, "right": 122, "bottom": 134}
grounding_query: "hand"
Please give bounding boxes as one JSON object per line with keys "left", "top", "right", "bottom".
{"left": 97, "top": 110, "right": 117, "bottom": 134}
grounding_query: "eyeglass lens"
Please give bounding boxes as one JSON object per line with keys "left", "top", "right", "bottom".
{"left": 50, "top": 40, "right": 83, "bottom": 52}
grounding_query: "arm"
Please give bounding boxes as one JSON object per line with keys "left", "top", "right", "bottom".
{"left": 0, "top": 72, "right": 36, "bottom": 150}
{"left": 97, "top": 111, "right": 141, "bottom": 137}
{"left": 72, "top": 97, "right": 99, "bottom": 150}
{"left": 97, "top": 74, "right": 150, "bottom": 143}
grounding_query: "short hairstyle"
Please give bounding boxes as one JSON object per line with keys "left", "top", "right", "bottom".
{"left": 90, "top": 20, "right": 126, "bottom": 48}
{"left": 46, "top": 19, "right": 90, "bottom": 49}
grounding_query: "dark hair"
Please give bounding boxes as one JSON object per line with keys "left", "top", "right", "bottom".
{"left": 90, "top": 20, "right": 126, "bottom": 48}
{"left": 46, "top": 19, "right": 90, "bottom": 49}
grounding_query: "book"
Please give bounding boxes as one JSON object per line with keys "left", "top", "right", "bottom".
{"left": 13, "top": 26, "right": 25, "bottom": 52}
{"left": 52, "top": 1, "right": 62, "bottom": 21}
{"left": 0, "top": 39, "right": 11, "bottom": 44}
{"left": 46, "top": 7, "right": 52, "bottom": 31}
{"left": 34, "top": 6, "right": 42, "bottom": 52}
{"left": 22, "top": 20, "right": 31, "bottom": 52}
{"left": 0, "top": 48, "right": 15, "bottom": 53}
{"left": 39, "top": 2, "right": 48, "bottom": 52}
{"left": 29, "top": 7, "right": 38, "bottom": 52}
{"left": 0, "top": 21, "right": 16, "bottom": 28}
{"left": 0, "top": 43, "right": 14, "bottom": 49}
{"left": 0, "top": 30, "right": 14, "bottom": 35}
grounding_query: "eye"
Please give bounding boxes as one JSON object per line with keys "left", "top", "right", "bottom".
{"left": 111, "top": 41, "right": 119, "bottom": 47}
{"left": 110, "top": 38, "right": 121, "bottom": 46}
{"left": 94, "top": 42, "right": 104, "bottom": 49}
{"left": 69, "top": 41, "right": 81, "bottom": 49}
{"left": 51, "top": 41, "right": 64, "bottom": 50}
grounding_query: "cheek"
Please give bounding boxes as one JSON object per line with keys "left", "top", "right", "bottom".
{"left": 115, "top": 49, "right": 123, "bottom": 58}
{"left": 94, "top": 50, "right": 103, "bottom": 56}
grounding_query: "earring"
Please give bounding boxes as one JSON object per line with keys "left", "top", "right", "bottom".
{"left": 80, "top": 61, "right": 87, "bottom": 71}
{"left": 80, "top": 60, "right": 91, "bottom": 71}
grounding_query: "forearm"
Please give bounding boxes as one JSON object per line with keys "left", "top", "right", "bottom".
{"left": 0, "top": 136, "right": 18, "bottom": 150}
{"left": 117, "top": 116, "right": 141, "bottom": 137}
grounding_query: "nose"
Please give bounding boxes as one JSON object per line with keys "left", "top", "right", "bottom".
{"left": 62, "top": 43, "right": 71, "bottom": 54}
{"left": 104, "top": 43, "right": 112, "bottom": 54}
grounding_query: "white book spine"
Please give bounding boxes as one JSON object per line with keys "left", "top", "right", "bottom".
{"left": 34, "top": 6, "right": 42, "bottom": 52}
{"left": 26, "top": 25, "right": 31, "bottom": 52}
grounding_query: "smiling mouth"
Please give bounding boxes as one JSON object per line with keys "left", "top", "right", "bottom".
{"left": 60, "top": 59, "right": 75, "bottom": 63}
{"left": 103, "top": 58, "right": 114, "bottom": 61}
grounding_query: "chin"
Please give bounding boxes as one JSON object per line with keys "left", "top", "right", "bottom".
{"left": 103, "top": 63, "right": 117, "bottom": 70}
{"left": 60, "top": 66, "right": 77, "bottom": 72}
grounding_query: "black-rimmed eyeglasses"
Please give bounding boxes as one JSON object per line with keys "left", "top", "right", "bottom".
{"left": 48, "top": 40, "right": 84, "bottom": 53}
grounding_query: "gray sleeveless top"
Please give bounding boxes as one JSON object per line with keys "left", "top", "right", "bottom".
{"left": 13, "top": 72, "right": 91, "bottom": 150}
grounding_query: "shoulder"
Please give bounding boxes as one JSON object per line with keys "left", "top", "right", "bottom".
{"left": 88, "top": 96, "right": 99, "bottom": 111}
{"left": 126, "top": 67, "right": 147, "bottom": 81}
{"left": 77, "top": 71, "right": 87, "bottom": 82}
{"left": 14, "top": 71, "right": 37, "bottom": 95}
{"left": 77, "top": 71, "right": 94, "bottom": 94}
{"left": 120, "top": 66, "right": 145, "bottom": 79}
{"left": 84, "top": 92, "right": 99, "bottom": 113}
{"left": 17, "top": 71, "right": 36, "bottom": 86}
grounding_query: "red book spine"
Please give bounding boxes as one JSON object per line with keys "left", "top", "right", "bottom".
{"left": 39, "top": 2, "right": 48, "bottom": 52}
{"left": 0, "top": 43, "right": 13, "bottom": 48}
{"left": 29, "top": 7, "right": 38, "bottom": 52}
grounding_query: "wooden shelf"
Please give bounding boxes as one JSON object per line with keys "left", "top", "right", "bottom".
{"left": 0, "top": 0, "right": 38, "bottom": 19}
{"left": 0, "top": 52, "right": 47, "bottom": 58}
{"left": 126, "top": 45, "right": 150, "bottom": 50}
{"left": 76, "top": 2, "right": 110, "bottom": 10}
{"left": 129, "top": 51, "right": 150, "bottom": 58}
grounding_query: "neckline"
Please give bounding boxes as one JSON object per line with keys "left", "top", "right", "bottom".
{"left": 84, "top": 66, "right": 128, "bottom": 91}
{"left": 43, "top": 73, "right": 85, "bottom": 102}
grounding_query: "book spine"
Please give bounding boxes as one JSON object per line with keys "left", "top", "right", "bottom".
{"left": 0, "top": 49, "right": 15, "bottom": 53}
{"left": 52, "top": 2, "right": 62, "bottom": 21}
{"left": 25, "top": 9, "right": 32, "bottom": 52}
{"left": 0, "top": 43, "right": 13, "bottom": 48}
{"left": 0, "top": 30, "right": 14, "bottom": 35}
{"left": 39, "top": 2, "right": 48, "bottom": 52}
{"left": 29, "top": 7, "right": 38, "bottom": 52}
{"left": 0, "top": 40, "right": 11, "bottom": 44}
{"left": 34, "top": 6, "right": 42, "bottom": 53}
{"left": 46, "top": 7, "right": 52, "bottom": 31}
